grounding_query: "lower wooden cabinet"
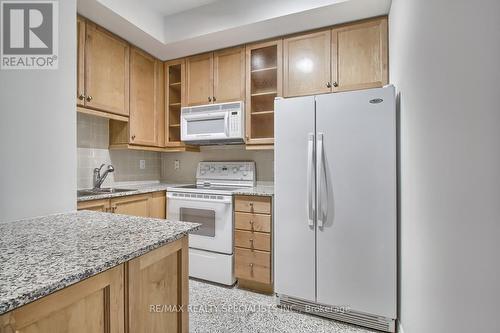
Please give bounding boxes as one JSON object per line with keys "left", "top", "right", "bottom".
{"left": 0, "top": 238, "right": 189, "bottom": 333}
{"left": 77, "top": 191, "right": 166, "bottom": 219}
{"left": 0, "top": 265, "right": 125, "bottom": 333}
{"left": 234, "top": 195, "right": 273, "bottom": 294}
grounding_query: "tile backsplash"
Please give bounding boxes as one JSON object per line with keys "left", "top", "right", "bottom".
{"left": 161, "top": 145, "right": 274, "bottom": 182}
{"left": 77, "top": 113, "right": 160, "bottom": 189}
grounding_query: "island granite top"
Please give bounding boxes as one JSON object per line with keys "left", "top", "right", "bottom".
{"left": 0, "top": 210, "right": 199, "bottom": 315}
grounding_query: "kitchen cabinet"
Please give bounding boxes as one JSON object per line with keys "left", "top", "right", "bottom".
{"left": 0, "top": 237, "right": 190, "bottom": 333}
{"left": 283, "top": 16, "right": 388, "bottom": 97}
{"left": 128, "top": 237, "right": 189, "bottom": 332}
{"left": 331, "top": 16, "right": 388, "bottom": 92}
{"left": 0, "top": 265, "right": 124, "bottom": 333}
{"left": 129, "top": 47, "right": 164, "bottom": 147}
{"left": 186, "top": 47, "right": 245, "bottom": 106}
{"left": 283, "top": 29, "right": 331, "bottom": 97}
{"left": 245, "top": 39, "right": 282, "bottom": 148}
{"left": 234, "top": 195, "right": 273, "bottom": 294}
{"left": 77, "top": 192, "right": 166, "bottom": 218}
{"left": 77, "top": 16, "right": 86, "bottom": 107}
{"left": 82, "top": 21, "right": 130, "bottom": 116}
{"left": 77, "top": 198, "right": 111, "bottom": 212}
{"left": 165, "top": 59, "right": 189, "bottom": 148}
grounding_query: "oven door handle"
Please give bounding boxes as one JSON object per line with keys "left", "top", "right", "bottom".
{"left": 167, "top": 193, "right": 232, "bottom": 204}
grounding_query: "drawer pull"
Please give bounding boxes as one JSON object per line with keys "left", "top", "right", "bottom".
{"left": 249, "top": 220, "right": 254, "bottom": 231}
{"left": 249, "top": 239, "right": 254, "bottom": 250}
{"left": 249, "top": 263, "right": 254, "bottom": 275}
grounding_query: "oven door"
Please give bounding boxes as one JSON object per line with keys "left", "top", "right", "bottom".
{"left": 181, "top": 111, "right": 229, "bottom": 141}
{"left": 166, "top": 192, "right": 233, "bottom": 254}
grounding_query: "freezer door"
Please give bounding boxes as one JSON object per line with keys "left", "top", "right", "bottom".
{"left": 274, "top": 96, "right": 316, "bottom": 302}
{"left": 315, "top": 86, "right": 397, "bottom": 318}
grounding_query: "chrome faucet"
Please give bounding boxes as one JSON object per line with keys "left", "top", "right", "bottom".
{"left": 93, "top": 164, "right": 115, "bottom": 189}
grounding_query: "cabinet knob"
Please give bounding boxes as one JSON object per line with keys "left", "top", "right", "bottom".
{"left": 131, "top": 135, "right": 136, "bottom": 140}
{"left": 208, "top": 97, "right": 212, "bottom": 102}
{"left": 213, "top": 96, "right": 216, "bottom": 102}
{"left": 326, "top": 82, "right": 332, "bottom": 88}
{"left": 78, "top": 93, "right": 85, "bottom": 100}
{"left": 332, "top": 81, "right": 338, "bottom": 87}
{"left": 86, "top": 95, "right": 93, "bottom": 102}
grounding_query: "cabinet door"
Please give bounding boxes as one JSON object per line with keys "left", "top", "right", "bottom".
{"left": 85, "top": 22, "right": 130, "bottom": 116}
{"left": 214, "top": 46, "right": 245, "bottom": 103}
{"left": 150, "top": 191, "right": 166, "bottom": 219}
{"left": 186, "top": 52, "right": 213, "bottom": 106}
{"left": 77, "top": 199, "right": 111, "bottom": 212}
{"left": 332, "top": 17, "right": 388, "bottom": 92}
{"left": 0, "top": 265, "right": 124, "bottom": 333}
{"left": 129, "top": 47, "right": 158, "bottom": 146}
{"left": 283, "top": 30, "right": 331, "bottom": 97}
{"left": 111, "top": 194, "right": 150, "bottom": 217}
{"left": 77, "top": 16, "right": 86, "bottom": 106}
{"left": 128, "top": 237, "right": 189, "bottom": 333}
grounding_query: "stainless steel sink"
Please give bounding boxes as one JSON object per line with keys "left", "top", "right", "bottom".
{"left": 77, "top": 188, "right": 136, "bottom": 197}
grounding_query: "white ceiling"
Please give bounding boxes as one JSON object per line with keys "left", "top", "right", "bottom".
{"left": 77, "top": 0, "right": 392, "bottom": 60}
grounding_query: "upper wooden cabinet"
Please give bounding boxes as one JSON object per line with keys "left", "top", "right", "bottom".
{"left": 165, "top": 59, "right": 185, "bottom": 146}
{"left": 84, "top": 22, "right": 130, "bottom": 116}
{"left": 214, "top": 47, "right": 246, "bottom": 103}
{"left": 186, "top": 47, "right": 245, "bottom": 106}
{"left": 245, "top": 39, "right": 282, "bottom": 147}
{"left": 283, "top": 16, "right": 388, "bottom": 97}
{"left": 186, "top": 53, "right": 213, "bottom": 106}
{"left": 77, "top": 16, "right": 86, "bottom": 107}
{"left": 332, "top": 17, "right": 388, "bottom": 92}
{"left": 283, "top": 30, "right": 331, "bottom": 98}
{"left": 129, "top": 47, "right": 164, "bottom": 147}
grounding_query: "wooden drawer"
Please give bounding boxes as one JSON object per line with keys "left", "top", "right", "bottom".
{"left": 235, "top": 248, "right": 271, "bottom": 284}
{"left": 235, "top": 212, "right": 271, "bottom": 233}
{"left": 234, "top": 195, "right": 272, "bottom": 214}
{"left": 235, "top": 230, "right": 271, "bottom": 251}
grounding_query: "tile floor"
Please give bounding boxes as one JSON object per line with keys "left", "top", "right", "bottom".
{"left": 189, "top": 279, "right": 377, "bottom": 333}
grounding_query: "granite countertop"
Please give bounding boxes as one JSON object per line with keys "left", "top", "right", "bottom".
{"left": 232, "top": 182, "right": 274, "bottom": 197}
{"left": 77, "top": 182, "right": 185, "bottom": 202}
{"left": 78, "top": 182, "right": 274, "bottom": 202}
{"left": 0, "top": 211, "right": 199, "bottom": 315}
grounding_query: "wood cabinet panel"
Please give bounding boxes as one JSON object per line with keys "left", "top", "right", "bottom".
{"left": 130, "top": 47, "right": 158, "bottom": 146}
{"left": 111, "top": 194, "right": 150, "bottom": 217}
{"left": 186, "top": 53, "right": 213, "bottom": 106}
{"left": 235, "top": 248, "right": 271, "bottom": 284}
{"left": 235, "top": 230, "right": 271, "bottom": 251}
{"left": 85, "top": 22, "right": 129, "bottom": 116}
{"left": 214, "top": 46, "right": 245, "bottom": 103}
{"left": 283, "top": 30, "right": 331, "bottom": 97}
{"left": 150, "top": 191, "right": 166, "bottom": 219}
{"left": 77, "top": 199, "right": 111, "bottom": 212}
{"left": 128, "top": 237, "right": 189, "bottom": 333}
{"left": 234, "top": 195, "right": 272, "bottom": 214}
{"left": 165, "top": 59, "right": 186, "bottom": 147}
{"left": 156, "top": 61, "right": 165, "bottom": 147}
{"left": 77, "top": 16, "right": 86, "bottom": 106}
{"left": 0, "top": 265, "right": 124, "bottom": 333}
{"left": 332, "top": 17, "right": 388, "bottom": 92}
{"left": 235, "top": 212, "right": 271, "bottom": 233}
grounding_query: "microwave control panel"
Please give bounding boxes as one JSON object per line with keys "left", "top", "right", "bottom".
{"left": 228, "top": 110, "right": 243, "bottom": 138}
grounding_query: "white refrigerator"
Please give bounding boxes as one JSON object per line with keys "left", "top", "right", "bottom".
{"left": 274, "top": 86, "right": 397, "bottom": 332}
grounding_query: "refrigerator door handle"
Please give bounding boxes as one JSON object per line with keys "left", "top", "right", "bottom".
{"left": 317, "top": 133, "right": 327, "bottom": 229}
{"left": 307, "top": 133, "right": 315, "bottom": 227}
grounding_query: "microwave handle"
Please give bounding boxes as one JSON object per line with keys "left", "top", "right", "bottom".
{"left": 224, "top": 112, "right": 229, "bottom": 137}
{"left": 183, "top": 112, "right": 226, "bottom": 121}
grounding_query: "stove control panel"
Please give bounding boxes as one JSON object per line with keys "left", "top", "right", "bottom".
{"left": 196, "top": 161, "right": 256, "bottom": 183}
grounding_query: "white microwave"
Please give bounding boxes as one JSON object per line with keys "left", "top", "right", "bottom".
{"left": 181, "top": 101, "right": 245, "bottom": 145}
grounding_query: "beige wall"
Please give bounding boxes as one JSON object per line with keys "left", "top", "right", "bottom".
{"left": 77, "top": 113, "right": 161, "bottom": 189}
{"left": 161, "top": 145, "right": 274, "bottom": 182}
{"left": 389, "top": 0, "right": 500, "bottom": 332}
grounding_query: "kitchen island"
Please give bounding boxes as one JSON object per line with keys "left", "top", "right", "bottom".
{"left": 0, "top": 210, "right": 199, "bottom": 332}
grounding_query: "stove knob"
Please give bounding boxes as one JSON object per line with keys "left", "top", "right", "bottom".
{"left": 233, "top": 167, "right": 238, "bottom": 173}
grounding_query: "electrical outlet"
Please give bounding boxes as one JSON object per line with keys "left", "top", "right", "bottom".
{"left": 174, "top": 160, "right": 180, "bottom": 170}
{"left": 140, "top": 160, "right": 146, "bottom": 169}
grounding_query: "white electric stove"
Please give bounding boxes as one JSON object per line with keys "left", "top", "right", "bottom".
{"left": 166, "top": 161, "right": 256, "bottom": 285}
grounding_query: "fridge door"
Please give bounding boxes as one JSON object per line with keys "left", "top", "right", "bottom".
{"left": 274, "top": 96, "right": 316, "bottom": 302}
{"left": 315, "top": 86, "right": 397, "bottom": 318}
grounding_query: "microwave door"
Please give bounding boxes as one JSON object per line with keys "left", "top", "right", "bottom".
{"left": 182, "top": 112, "right": 228, "bottom": 140}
